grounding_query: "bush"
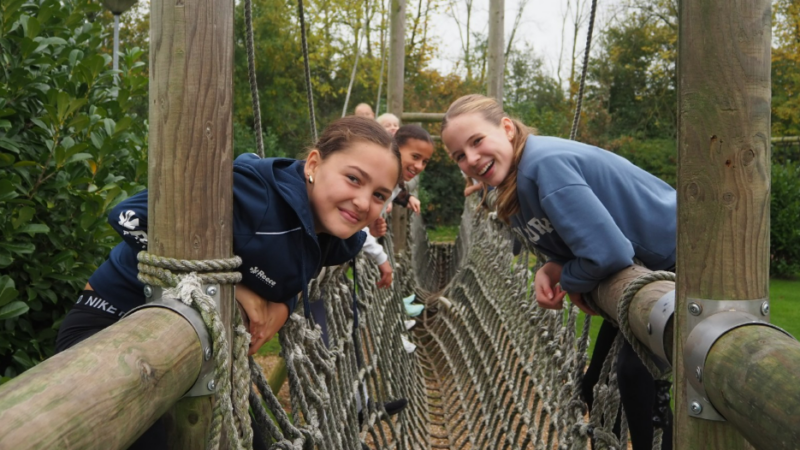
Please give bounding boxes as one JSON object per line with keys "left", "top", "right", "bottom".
{"left": 0, "top": 0, "right": 148, "bottom": 379}
{"left": 607, "top": 136, "right": 677, "bottom": 187}
{"left": 419, "top": 143, "right": 465, "bottom": 226}
{"left": 771, "top": 160, "right": 800, "bottom": 279}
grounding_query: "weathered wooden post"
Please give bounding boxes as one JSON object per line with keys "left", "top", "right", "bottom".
{"left": 486, "top": 0, "right": 504, "bottom": 105}
{"left": 674, "top": 0, "right": 772, "bottom": 448}
{"left": 388, "top": 0, "right": 408, "bottom": 253}
{"left": 149, "top": 0, "right": 235, "bottom": 447}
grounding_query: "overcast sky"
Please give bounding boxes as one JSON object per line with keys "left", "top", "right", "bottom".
{"left": 426, "top": 0, "right": 624, "bottom": 83}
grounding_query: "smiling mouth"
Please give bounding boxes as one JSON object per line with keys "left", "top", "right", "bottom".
{"left": 477, "top": 160, "right": 494, "bottom": 176}
{"left": 339, "top": 208, "right": 360, "bottom": 224}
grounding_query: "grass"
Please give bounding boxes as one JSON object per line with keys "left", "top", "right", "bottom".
{"left": 427, "top": 225, "right": 459, "bottom": 242}
{"left": 256, "top": 334, "right": 282, "bottom": 356}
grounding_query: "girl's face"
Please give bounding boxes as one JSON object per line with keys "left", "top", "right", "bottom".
{"left": 379, "top": 117, "right": 400, "bottom": 136}
{"left": 442, "top": 113, "right": 515, "bottom": 187}
{"left": 399, "top": 138, "right": 434, "bottom": 182}
{"left": 305, "top": 143, "right": 398, "bottom": 239}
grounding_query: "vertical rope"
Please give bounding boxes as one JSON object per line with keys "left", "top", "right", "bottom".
{"left": 569, "top": 0, "right": 598, "bottom": 141}
{"left": 297, "top": 0, "right": 318, "bottom": 142}
{"left": 244, "top": 0, "right": 265, "bottom": 158}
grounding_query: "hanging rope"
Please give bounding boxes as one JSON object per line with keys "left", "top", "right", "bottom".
{"left": 568, "top": 0, "right": 598, "bottom": 141}
{"left": 244, "top": 0, "right": 265, "bottom": 158}
{"left": 341, "top": 0, "right": 371, "bottom": 118}
{"left": 297, "top": 0, "right": 318, "bottom": 142}
{"left": 374, "top": 0, "right": 388, "bottom": 115}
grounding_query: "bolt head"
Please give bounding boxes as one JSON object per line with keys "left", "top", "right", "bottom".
{"left": 647, "top": 323, "right": 652, "bottom": 335}
{"left": 204, "top": 348, "right": 212, "bottom": 361}
{"left": 690, "top": 402, "right": 703, "bottom": 415}
{"left": 688, "top": 302, "right": 702, "bottom": 316}
{"left": 144, "top": 285, "right": 153, "bottom": 298}
{"left": 761, "top": 301, "right": 770, "bottom": 316}
{"left": 206, "top": 285, "right": 218, "bottom": 296}
{"left": 207, "top": 380, "right": 216, "bottom": 391}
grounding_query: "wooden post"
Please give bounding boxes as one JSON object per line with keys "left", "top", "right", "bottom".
{"left": 388, "top": 0, "right": 407, "bottom": 253}
{"left": 0, "top": 309, "right": 202, "bottom": 449}
{"left": 149, "top": 0, "right": 235, "bottom": 447}
{"left": 675, "top": 1, "right": 772, "bottom": 448}
{"left": 486, "top": 0, "right": 504, "bottom": 105}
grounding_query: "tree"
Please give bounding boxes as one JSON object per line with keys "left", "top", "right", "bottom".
{"left": 772, "top": 0, "right": 800, "bottom": 137}
{"left": 0, "top": 0, "right": 149, "bottom": 378}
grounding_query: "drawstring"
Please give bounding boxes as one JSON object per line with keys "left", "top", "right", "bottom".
{"left": 301, "top": 234, "right": 311, "bottom": 320}
{"left": 351, "top": 259, "right": 364, "bottom": 367}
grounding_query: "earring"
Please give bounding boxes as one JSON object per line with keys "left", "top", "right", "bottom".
{"left": 308, "top": 174, "right": 314, "bottom": 184}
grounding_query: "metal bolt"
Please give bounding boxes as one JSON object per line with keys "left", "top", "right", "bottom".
{"left": 206, "top": 285, "right": 218, "bottom": 296}
{"left": 690, "top": 402, "right": 703, "bottom": 415}
{"left": 207, "top": 380, "right": 216, "bottom": 391}
{"left": 204, "top": 348, "right": 212, "bottom": 361}
{"left": 695, "top": 366, "right": 703, "bottom": 382}
{"left": 760, "top": 301, "right": 770, "bottom": 316}
{"left": 688, "top": 302, "right": 702, "bottom": 316}
{"left": 144, "top": 285, "right": 153, "bottom": 298}
{"left": 647, "top": 323, "right": 652, "bottom": 335}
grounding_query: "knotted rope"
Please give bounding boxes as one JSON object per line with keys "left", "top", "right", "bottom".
{"left": 136, "top": 251, "right": 304, "bottom": 450}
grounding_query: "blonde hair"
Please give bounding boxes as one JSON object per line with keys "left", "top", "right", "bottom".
{"left": 376, "top": 113, "right": 399, "bottom": 125}
{"left": 442, "top": 94, "right": 533, "bottom": 223}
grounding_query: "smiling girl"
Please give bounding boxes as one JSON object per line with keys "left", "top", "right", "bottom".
{"left": 441, "top": 94, "right": 675, "bottom": 450}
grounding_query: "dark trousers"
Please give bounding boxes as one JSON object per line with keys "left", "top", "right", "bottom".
{"left": 582, "top": 320, "right": 673, "bottom": 450}
{"left": 57, "top": 303, "right": 268, "bottom": 450}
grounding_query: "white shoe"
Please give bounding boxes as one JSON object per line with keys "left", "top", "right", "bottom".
{"left": 404, "top": 320, "right": 417, "bottom": 331}
{"left": 401, "top": 335, "right": 417, "bottom": 354}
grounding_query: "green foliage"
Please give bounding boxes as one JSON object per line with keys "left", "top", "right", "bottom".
{"left": 772, "top": 0, "right": 800, "bottom": 137}
{"left": 418, "top": 143, "right": 466, "bottom": 227}
{"left": 770, "top": 160, "right": 800, "bottom": 279}
{"left": 607, "top": 137, "right": 677, "bottom": 187}
{"left": 0, "top": 0, "right": 148, "bottom": 377}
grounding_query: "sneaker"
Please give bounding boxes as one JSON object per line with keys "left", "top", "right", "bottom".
{"left": 384, "top": 398, "right": 408, "bottom": 416}
{"left": 401, "top": 335, "right": 417, "bottom": 354}
{"left": 403, "top": 294, "right": 416, "bottom": 305}
{"left": 404, "top": 319, "right": 417, "bottom": 330}
{"left": 405, "top": 303, "right": 424, "bottom": 317}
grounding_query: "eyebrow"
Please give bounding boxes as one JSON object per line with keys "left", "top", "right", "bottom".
{"left": 448, "top": 133, "right": 481, "bottom": 157}
{"left": 348, "top": 165, "right": 393, "bottom": 196}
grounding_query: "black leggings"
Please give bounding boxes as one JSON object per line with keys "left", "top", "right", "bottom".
{"left": 582, "top": 320, "right": 673, "bottom": 450}
{"left": 57, "top": 296, "right": 268, "bottom": 450}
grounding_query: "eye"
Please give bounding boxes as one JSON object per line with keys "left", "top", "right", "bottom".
{"left": 454, "top": 153, "right": 464, "bottom": 162}
{"left": 473, "top": 137, "right": 483, "bottom": 146}
{"left": 373, "top": 192, "right": 387, "bottom": 201}
{"left": 347, "top": 175, "right": 360, "bottom": 184}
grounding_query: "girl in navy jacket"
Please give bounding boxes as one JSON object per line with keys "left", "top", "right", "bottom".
{"left": 441, "top": 94, "right": 675, "bottom": 450}
{"left": 57, "top": 116, "right": 401, "bottom": 358}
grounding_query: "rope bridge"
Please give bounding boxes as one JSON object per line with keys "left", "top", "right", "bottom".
{"left": 258, "top": 200, "right": 626, "bottom": 449}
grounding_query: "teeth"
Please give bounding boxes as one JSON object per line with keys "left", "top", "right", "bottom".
{"left": 478, "top": 161, "right": 493, "bottom": 176}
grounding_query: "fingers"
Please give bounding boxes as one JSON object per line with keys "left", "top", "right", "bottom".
{"left": 569, "top": 293, "right": 597, "bottom": 316}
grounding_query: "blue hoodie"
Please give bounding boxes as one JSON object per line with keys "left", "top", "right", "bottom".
{"left": 511, "top": 135, "right": 676, "bottom": 294}
{"left": 87, "top": 154, "right": 366, "bottom": 316}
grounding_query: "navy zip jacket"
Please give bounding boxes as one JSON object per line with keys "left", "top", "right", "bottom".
{"left": 511, "top": 135, "right": 676, "bottom": 294}
{"left": 87, "top": 154, "right": 366, "bottom": 316}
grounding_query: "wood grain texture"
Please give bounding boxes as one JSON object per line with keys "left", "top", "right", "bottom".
{"left": 0, "top": 309, "right": 201, "bottom": 450}
{"left": 149, "top": 0, "right": 235, "bottom": 447}
{"left": 705, "top": 326, "right": 800, "bottom": 450}
{"left": 675, "top": 0, "right": 771, "bottom": 448}
{"left": 486, "top": 0, "right": 504, "bottom": 105}
{"left": 387, "top": 0, "right": 405, "bottom": 120}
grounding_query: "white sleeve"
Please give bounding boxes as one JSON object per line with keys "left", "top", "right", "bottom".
{"left": 361, "top": 227, "right": 388, "bottom": 266}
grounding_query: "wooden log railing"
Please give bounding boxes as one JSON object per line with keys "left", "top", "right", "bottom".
{"left": 591, "top": 267, "right": 800, "bottom": 450}
{"left": 0, "top": 308, "right": 203, "bottom": 449}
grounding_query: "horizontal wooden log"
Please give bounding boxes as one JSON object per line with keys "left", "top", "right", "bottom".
{"left": 771, "top": 136, "right": 799, "bottom": 143}
{"left": 401, "top": 112, "right": 445, "bottom": 122}
{"left": 705, "top": 325, "right": 800, "bottom": 450}
{"left": 0, "top": 308, "right": 202, "bottom": 450}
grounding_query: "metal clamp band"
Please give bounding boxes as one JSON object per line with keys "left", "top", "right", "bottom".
{"left": 123, "top": 285, "right": 221, "bottom": 397}
{"left": 647, "top": 290, "right": 674, "bottom": 367}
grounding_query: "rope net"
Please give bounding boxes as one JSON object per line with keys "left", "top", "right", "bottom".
{"left": 248, "top": 198, "right": 639, "bottom": 450}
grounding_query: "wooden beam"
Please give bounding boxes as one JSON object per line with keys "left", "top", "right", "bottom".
{"left": 401, "top": 112, "right": 445, "bottom": 122}
{"left": 388, "top": 0, "right": 407, "bottom": 253}
{"left": 149, "top": 0, "right": 235, "bottom": 446}
{"left": 675, "top": 0, "right": 771, "bottom": 447}
{"left": 486, "top": 0, "right": 504, "bottom": 104}
{"left": 0, "top": 309, "right": 202, "bottom": 449}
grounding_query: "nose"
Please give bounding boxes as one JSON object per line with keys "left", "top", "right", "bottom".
{"left": 414, "top": 161, "right": 425, "bottom": 173}
{"left": 466, "top": 149, "right": 480, "bottom": 167}
{"left": 352, "top": 190, "right": 369, "bottom": 213}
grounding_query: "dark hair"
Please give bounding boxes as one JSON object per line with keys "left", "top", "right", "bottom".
{"left": 312, "top": 116, "right": 401, "bottom": 180}
{"left": 442, "top": 94, "right": 533, "bottom": 223}
{"left": 395, "top": 124, "right": 433, "bottom": 148}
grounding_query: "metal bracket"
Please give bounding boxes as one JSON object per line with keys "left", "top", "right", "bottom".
{"left": 123, "top": 284, "right": 223, "bottom": 397}
{"left": 683, "top": 297, "right": 789, "bottom": 421}
{"left": 647, "top": 290, "right": 674, "bottom": 367}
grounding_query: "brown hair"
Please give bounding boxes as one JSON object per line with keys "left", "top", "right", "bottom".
{"left": 312, "top": 116, "right": 401, "bottom": 181}
{"left": 441, "top": 94, "right": 533, "bottom": 223}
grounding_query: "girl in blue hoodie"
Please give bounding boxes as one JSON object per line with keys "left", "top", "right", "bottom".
{"left": 441, "top": 94, "right": 675, "bottom": 450}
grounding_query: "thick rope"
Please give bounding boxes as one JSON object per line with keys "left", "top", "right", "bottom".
{"left": 569, "top": 0, "right": 598, "bottom": 141}
{"left": 341, "top": 0, "right": 370, "bottom": 118}
{"left": 244, "top": 0, "right": 265, "bottom": 158}
{"left": 297, "top": 0, "right": 318, "bottom": 141}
